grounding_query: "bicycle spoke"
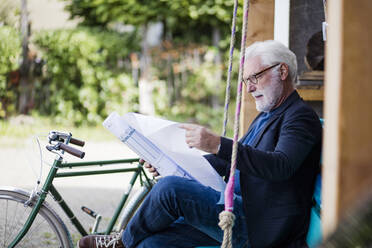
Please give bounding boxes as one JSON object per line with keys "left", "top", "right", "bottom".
{"left": 4, "top": 200, "right": 28, "bottom": 246}
{"left": 24, "top": 217, "right": 53, "bottom": 245}
{"left": 0, "top": 199, "right": 4, "bottom": 247}
{"left": 0, "top": 197, "right": 56, "bottom": 247}
{"left": 7, "top": 200, "right": 22, "bottom": 243}
{"left": 3, "top": 200, "right": 9, "bottom": 247}
{"left": 2, "top": 199, "right": 16, "bottom": 247}
{"left": 2, "top": 200, "right": 8, "bottom": 247}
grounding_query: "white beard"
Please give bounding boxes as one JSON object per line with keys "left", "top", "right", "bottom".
{"left": 253, "top": 79, "right": 283, "bottom": 112}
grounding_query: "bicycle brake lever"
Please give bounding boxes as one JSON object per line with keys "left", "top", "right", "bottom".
{"left": 46, "top": 145, "right": 55, "bottom": 151}
{"left": 48, "top": 131, "right": 71, "bottom": 144}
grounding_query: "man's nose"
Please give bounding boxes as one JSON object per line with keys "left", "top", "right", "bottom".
{"left": 246, "top": 84, "right": 256, "bottom": 93}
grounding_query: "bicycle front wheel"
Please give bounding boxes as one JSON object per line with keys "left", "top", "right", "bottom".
{"left": 117, "top": 184, "right": 151, "bottom": 231}
{"left": 0, "top": 187, "right": 73, "bottom": 248}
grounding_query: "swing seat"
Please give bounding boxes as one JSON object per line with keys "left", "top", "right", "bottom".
{"left": 306, "top": 173, "right": 323, "bottom": 247}
{"left": 306, "top": 118, "right": 324, "bottom": 247}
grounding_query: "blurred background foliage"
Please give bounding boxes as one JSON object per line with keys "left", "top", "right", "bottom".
{"left": 0, "top": 0, "right": 243, "bottom": 135}
{"left": 32, "top": 28, "right": 141, "bottom": 126}
{"left": 0, "top": 26, "right": 21, "bottom": 118}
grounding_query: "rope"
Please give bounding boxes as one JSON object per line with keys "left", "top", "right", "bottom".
{"left": 219, "top": 0, "right": 250, "bottom": 247}
{"left": 221, "top": 0, "right": 238, "bottom": 137}
{"left": 219, "top": 211, "right": 236, "bottom": 247}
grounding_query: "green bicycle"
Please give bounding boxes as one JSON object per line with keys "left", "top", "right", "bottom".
{"left": 0, "top": 131, "right": 154, "bottom": 247}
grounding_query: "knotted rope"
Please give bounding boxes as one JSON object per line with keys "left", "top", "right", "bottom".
{"left": 219, "top": 0, "right": 250, "bottom": 247}
{"left": 219, "top": 211, "right": 236, "bottom": 248}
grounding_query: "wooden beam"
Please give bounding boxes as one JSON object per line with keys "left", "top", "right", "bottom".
{"left": 297, "top": 86, "right": 324, "bottom": 101}
{"left": 240, "top": 0, "right": 275, "bottom": 135}
{"left": 299, "top": 71, "right": 324, "bottom": 81}
{"left": 322, "top": 0, "right": 372, "bottom": 237}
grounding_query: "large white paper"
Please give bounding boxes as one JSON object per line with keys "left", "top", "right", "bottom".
{"left": 103, "top": 112, "right": 225, "bottom": 192}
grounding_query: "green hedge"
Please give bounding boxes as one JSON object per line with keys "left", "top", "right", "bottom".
{"left": 0, "top": 26, "right": 21, "bottom": 117}
{"left": 152, "top": 46, "right": 238, "bottom": 133}
{"left": 33, "top": 27, "right": 140, "bottom": 125}
{"left": 1, "top": 25, "right": 236, "bottom": 133}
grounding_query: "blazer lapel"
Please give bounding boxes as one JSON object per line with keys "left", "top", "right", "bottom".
{"left": 251, "top": 114, "right": 280, "bottom": 147}
{"left": 251, "top": 90, "right": 301, "bottom": 147}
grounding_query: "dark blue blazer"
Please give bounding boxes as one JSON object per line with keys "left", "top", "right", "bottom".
{"left": 205, "top": 91, "right": 322, "bottom": 248}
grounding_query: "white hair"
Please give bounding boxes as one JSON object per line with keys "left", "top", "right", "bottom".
{"left": 245, "top": 40, "right": 298, "bottom": 85}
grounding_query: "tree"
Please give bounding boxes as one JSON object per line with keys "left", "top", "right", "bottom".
{"left": 18, "top": 0, "right": 31, "bottom": 114}
{"left": 0, "top": 0, "right": 20, "bottom": 27}
{"left": 0, "top": 26, "right": 21, "bottom": 118}
{"left": 63, "top": 0, "right": 241, "bottom": 45}
{"left": 64, "top": 0, "right": 170, "bottom": 114}
{"left": 62, "top": 0, "right": 242, "bottom": 119}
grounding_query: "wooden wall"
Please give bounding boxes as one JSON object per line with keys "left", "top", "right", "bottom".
{"left": 239, "top": 0, "right": 372, "bottom": 241}
{"left": 322, "top": 0, "right": 372, "bottom": 236}
{"left": 240, "top": 0, "right": 275, "bottom": 135}
{"left": 240, "top": 0, "right": 324, "bottom": 132}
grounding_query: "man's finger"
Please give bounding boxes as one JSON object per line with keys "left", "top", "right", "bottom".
{"left": 179, "top": 124, "right": 196, "bottom": 130}
{"left": 184, "top": 132, "right": 192, "bottom": 138}
{"left": 186, "top": 139, "right": 193, "bottom": 147}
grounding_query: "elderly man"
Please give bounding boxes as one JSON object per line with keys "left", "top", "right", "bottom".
{"left": 78, "top": 40, "right": 322, "bottom": 248}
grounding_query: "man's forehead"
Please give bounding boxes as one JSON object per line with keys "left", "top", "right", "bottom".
{"left": 244, "top": 56, "right": 262, "bottom": 75}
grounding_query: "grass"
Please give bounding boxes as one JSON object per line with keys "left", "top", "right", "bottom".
{"left": 0, "top": 115, "right": 116, "bottom": 148}
{"left": 0, "top": 112, "right": 238, "bottom": 148}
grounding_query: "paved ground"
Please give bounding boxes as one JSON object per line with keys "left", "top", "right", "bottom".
{"left": 0, "top": 138, "right": 145, "bottom": 245}
{"left": 0, "top": 139, "right": 138, "bottom": 188}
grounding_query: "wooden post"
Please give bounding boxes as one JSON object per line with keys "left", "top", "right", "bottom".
{"left": 240, "top": 0, "right": 275, "bottom": 135}
{"left": 322, "top": 0, "right": 372, "bottom": 237}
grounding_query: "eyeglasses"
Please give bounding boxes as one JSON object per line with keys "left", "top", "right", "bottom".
{"left": 242, "top": 63, "right": 280, "bottom": 86}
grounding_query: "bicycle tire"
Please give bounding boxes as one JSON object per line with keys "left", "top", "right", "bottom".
{"left": 0, "top": 186, "right": 73, "bottom": 248}
{"left": 117, "top": 185, "right": 151, "bottom": 231}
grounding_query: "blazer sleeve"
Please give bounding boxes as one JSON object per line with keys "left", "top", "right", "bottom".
{"left": 203, "top": 154, "right": 230, "bottom": 177}
{"left": 216, "top": 111, "right": 322, "bottom": 182}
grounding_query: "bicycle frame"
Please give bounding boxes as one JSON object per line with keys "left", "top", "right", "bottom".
{"left": 8, "top": 156, "right": 152, "bottom": 248}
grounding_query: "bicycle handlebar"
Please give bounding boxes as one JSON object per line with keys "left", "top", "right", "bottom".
{"left": 59, "top": 143, "right": 85, "bottom": 159}
{"left": 69, "top": 137, "right": 85, "bottom": 147}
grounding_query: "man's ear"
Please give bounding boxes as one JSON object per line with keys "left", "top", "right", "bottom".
{"left": 279, "top": 63, "right": 290, "bottom": 81}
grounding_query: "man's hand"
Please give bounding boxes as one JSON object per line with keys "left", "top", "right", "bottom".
{"left": 139, "top": 159, "right": 159, "bottom": 177}
{"left": 179, "top": 124, "right": 221, "bottom": 154}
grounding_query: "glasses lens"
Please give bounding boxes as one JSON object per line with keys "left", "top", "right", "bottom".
{"left": 247, "top": 76, "right": 257, "bottom": 85}
{"left": 243, "top": 77, "right": 256, "bottom": 86}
